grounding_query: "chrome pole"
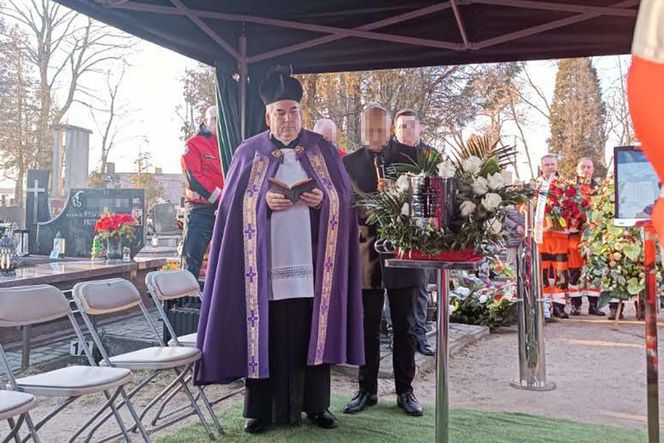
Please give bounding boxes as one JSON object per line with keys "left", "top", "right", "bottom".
{"left": 436, "top": 268, "right": 449, "bottom": 443}
{"left": 510, "top": 197, "right": 555, "bottom": 391}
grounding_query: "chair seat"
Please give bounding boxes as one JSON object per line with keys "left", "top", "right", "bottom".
{"left": 0, "top": 391, "right": 37, "bottom": 421}
{"left": 14, "top": 366, "right": 132, "bottom": 397}
{"left": 101, "top": 346, "right": 201, "bottom": 370}
{"left": 168, "top": 332, "right": 197, "bottom": 347}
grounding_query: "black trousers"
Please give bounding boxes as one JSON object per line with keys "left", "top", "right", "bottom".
{"left": 359, "top": 287, "right": 417, "bottom": 396}
{"left": 244, "top": 298, "right": 330, "bottom": 424}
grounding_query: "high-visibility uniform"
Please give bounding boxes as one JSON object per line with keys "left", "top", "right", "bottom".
{"left": 541, "top": 229, "right": 568, "bottom": 305}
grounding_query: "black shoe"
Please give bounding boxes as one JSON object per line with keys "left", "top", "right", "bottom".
{"left": 417, "top": 341, "right": 435, "bottom": 356}
{"left": 552, "top": 303, "right": 569, "bottom": 319}
{"left": 307, "top": 410, "right": 338, "bottom": 429}
{"left": 244, "top": 418, "right": 269, "bottom": 434}
{"left": 588, "top": 298, "right": 606, "bottom": 317}
{"left": 397, "top": 392, "right": 423, "bottom": 417}
{"left": 343, "top": 391, "right": 377, "bottom": 414}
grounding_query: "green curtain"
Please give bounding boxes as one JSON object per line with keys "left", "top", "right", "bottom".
{"left": 214, "top": 64, "right": 268, "bottom": 178}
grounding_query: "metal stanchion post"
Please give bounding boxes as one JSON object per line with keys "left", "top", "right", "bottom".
{"left": 436, "top": 268, "right": 449, "bottom": 443}
{"left": 641, "top": 224, "right": 660, "bottom": 443}
{"left": 510, "top": 197, "right": 555, "bottom": 391}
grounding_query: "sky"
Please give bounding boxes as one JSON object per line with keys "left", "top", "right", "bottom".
{"left": 53, "top": 22, "right": 630, "bottom": 181}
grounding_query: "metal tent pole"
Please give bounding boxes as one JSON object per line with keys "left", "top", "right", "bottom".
{"left": 238, "top": 31, "right": 247, "bottom": 140}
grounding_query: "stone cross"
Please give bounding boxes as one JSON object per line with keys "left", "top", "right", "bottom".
{"left": 26, "top": 179, "right": 45, "bottom": 222}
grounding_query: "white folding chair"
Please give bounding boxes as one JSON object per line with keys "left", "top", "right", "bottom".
{"left": 0, "top": 390, "right": 38, "bottom": 442}
{"left": 72, "top": 278, "right": 219, "bottom": 441}
{"left": 0, "top": 284, "right": 148, "bottom": 443}
{"left": 146, "top": 270, "right": 242, "bottom": 427}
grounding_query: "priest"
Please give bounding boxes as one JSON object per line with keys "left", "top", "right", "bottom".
{"left": 193, "top": 67, "right": 364, "bottom": 435}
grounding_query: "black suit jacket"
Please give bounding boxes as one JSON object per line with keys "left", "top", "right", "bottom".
{"left": 343, "top": 139, "right": 427, "bottom": 290}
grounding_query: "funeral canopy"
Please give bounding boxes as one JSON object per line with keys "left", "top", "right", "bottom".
{"left": 52, "top": 0, "right": 639, "bottom": 74}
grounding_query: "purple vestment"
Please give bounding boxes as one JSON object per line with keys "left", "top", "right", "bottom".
{"left": 194, "top": 130, "right": 365, "bottom": 384}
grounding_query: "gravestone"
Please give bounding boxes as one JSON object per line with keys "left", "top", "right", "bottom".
{"left": 35, "top": 188, "right": 145, "bottom": 257}
{"left": 25, "top": 170, "right": 51, "bottom": 253}
{"left": 151, "top": 203, "right": 179, "bottom": 235}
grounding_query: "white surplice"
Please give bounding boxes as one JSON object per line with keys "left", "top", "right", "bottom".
{"left": 269, "top": 149, "right": 315, "bottom": 301}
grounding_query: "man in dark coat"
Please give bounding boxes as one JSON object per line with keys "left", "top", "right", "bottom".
{"left": 194, "top": 67, "right": 364, "bottom": 434}
{"left": 342, "top": 105, "right": 426, "bottom": 417}
{"left": 393, "top": 109, "right": 435, "bottom": 357}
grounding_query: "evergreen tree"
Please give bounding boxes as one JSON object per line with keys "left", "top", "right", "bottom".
{"left": 548, "top": 58, "right": 607, "bottom": 178}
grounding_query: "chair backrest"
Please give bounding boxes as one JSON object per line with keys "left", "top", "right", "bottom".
{"left": 146, "top": 270, "right": 201, "bottom": 301}
{"left": 73, "top": 278, "right": 142, "bottom": 315}
{"left": 0, "top": 285, "right": 70, "bottom": 327}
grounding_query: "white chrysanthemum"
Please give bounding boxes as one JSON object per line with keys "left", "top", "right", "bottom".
{"left": 462, "top": 156, "right": 483, "bottom": 174}
{"left": 395, "top": 175, "right": 410, "bottom": 193}
{"left": 437, "top": 161, "right": 456, "bottom": 178}
{"left": 481, "top": 193, "right": 502, "bottom": 212}
{"left": 487, "top": 172, "right": 505, "bottom": 190}
{"left": 460, "top": 201, "right": 476, "bottom": 217}
{"left": 471, "top": 177, "right": 489, "bottom": 196}
{"left": 484, "top": 218, "right": 503, "bottom": 235}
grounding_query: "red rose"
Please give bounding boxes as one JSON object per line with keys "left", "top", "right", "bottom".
{"left": 565, "top": 187, "right": 577, "bottom": 197}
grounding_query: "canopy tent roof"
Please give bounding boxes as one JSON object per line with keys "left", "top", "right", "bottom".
{"left": 54, "top": 0, "right": 639, "bottom": 74}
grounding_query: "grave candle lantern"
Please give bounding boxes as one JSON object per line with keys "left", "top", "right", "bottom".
{"left": 53, "top": 231, "right": 65, "bottom": 258}
{"left": 13, "top": 229, "right": 30, "bottom": 256}
{"left": 0, "top": 234, "right": 19, "bottom": 277}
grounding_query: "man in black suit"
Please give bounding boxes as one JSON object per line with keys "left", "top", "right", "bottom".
{"left": 342, "top": 106, "right": 426, "bottom": 417}
{"left": 393, "top": 109, "right": 435, "bottom": 357}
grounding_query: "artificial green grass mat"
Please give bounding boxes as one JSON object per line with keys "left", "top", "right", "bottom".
{"left": 158, "top": 396, "right": 647, "bottom": 443}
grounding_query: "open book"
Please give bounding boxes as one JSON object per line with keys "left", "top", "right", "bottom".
{"left": 268, "top": 177, "right": 316, "bottom": 202}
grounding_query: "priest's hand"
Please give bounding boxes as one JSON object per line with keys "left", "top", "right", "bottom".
{"left": 266, "top": 191, "right": 293, "bottom": 211}
{"left": 301, "top": 188, "right": 324, "bottom": 209}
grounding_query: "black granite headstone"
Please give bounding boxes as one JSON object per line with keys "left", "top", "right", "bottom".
{"left": 25, "top": 170, "right": 51, "bottom": 253}
{"left": 151, "top": 203, "right": 179, "bottom": 235}
{"left": 35, "top": 188, "right": 145, "bottom": 257}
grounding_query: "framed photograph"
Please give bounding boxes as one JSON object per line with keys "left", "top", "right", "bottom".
{"left": 613, "top": 145, "right": 660, "bottom": 227}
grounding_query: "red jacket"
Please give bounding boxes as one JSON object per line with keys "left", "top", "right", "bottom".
{"left": 181, "top": 125, "right": 223, "bottom": 206}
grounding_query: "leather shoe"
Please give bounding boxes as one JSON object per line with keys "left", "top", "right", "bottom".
{"left": 397, "top": 392, "right": 423, "bottom": 417}
{"left": 417, "top": 341, "right": 435, "bottom": 356}
{"left": 244, "top": 418, "right": 269, "bottom": 434}
{"left": 307, "top": 410, "right": 338, "bottom": 429}
{"left": 343, "top": 391, "right": 377, "bottom": 414}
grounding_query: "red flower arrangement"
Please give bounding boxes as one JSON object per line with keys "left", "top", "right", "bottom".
{"left": 544, "top": 180, "right": 592, "bottom": 231}
{"left": 94, "top": 212, "right": 137, "bottom": 239}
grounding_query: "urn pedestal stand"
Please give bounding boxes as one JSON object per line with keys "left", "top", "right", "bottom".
{"left": 385, "top": 258, "right": 482, "bottom": 443}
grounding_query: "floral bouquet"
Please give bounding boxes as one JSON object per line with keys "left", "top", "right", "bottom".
{"left": 358, "top": 135, "right": 531, "bottom": 258}
{"left": 94, "top": 212, "right": 137, "bottom": 239}
{"left": 580, "top": 178, "right": 664, "bottom": 302}
{"left": 543, "top": 180, "right": 591, "bottom": 231}
{"left": 449, "top": 272, "right": 517, "bottom": 331}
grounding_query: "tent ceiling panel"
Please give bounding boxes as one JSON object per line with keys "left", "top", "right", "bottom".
{"left": 54, "top": 0, "right": 639, "bottom": 73}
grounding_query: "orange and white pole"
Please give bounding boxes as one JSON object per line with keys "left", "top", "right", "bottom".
{"left": 627, "top": 2, "right": 663, "bottom": 441}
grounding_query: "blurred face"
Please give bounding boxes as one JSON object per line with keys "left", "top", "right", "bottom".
{"left": 204, "top": 110, "right": 217, "bottom": 136}
{"left": 576, "top": 159, "right": 594, "bottom": 179}
{"left": 361, "top": 111, "right": 391, "bottom": 152}
{"left": 395, "top": 115, "right": 421, "bottom": 147}
{"left": 319, "top": 125, "right": 337, "bottom": 145}
{"left": 540, "top": 156, "right": 558, "bottom": 178}
{"left": 266, "top": 100, "right": 302, "bottom": 143}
